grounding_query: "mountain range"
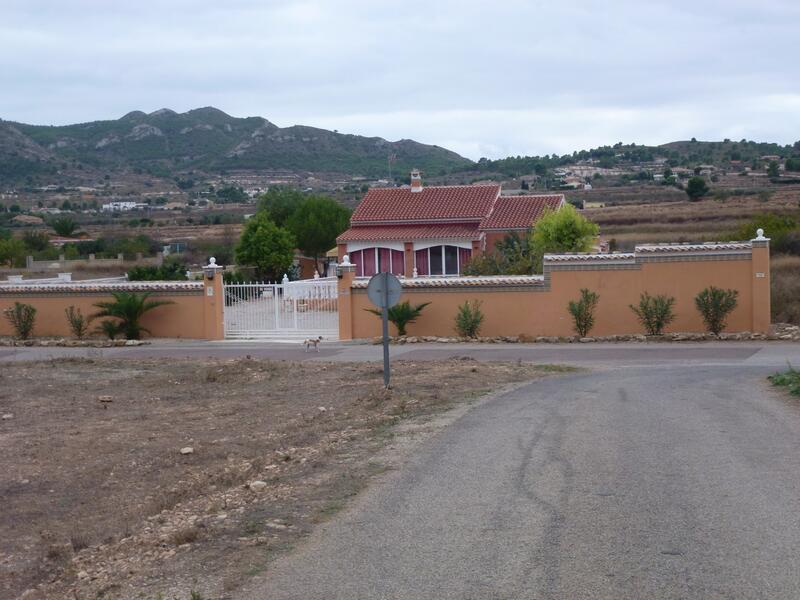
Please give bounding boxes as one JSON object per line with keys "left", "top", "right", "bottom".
{"left": 0, "top": 107, "right": 472, "bottom": 185}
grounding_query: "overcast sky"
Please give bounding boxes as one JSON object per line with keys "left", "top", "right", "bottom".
{"left": 2, "top": 0, "right": 799, "bottom": 160}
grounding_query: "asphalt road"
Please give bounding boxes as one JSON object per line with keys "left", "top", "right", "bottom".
{"left": 238, "top": 361, "right": 800, "bottom": 599}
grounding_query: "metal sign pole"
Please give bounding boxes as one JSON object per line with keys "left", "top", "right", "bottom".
{"left": 381, "top": 272, "right": 390, "bottom": 387}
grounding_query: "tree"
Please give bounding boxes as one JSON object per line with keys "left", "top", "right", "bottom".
{"left": 50, "top": 216, "right": 77, "bottom": 237}
{"left": 234, "top": 212, "right": 296, "bottom": 281}
{"left": 528, "top": 204, "right": 599, "bottom": 271}
{"left": 785, "top": 158, "right": 800, "bottom": 172}
{"left": 767, "top": 160, "right": 780, "bottom": 178}
{"left": 0, "top": 238, "right": 26, "bottom": 267}
{"left": 92, "top": 291, "right": 174, "bottom": 340}
{"left": 286, "top": 196, "right": 351, "bottom": 275}
{"left": 257, "top": 187, "right": 306, "bottom": 227}
{"left": 685, "top": 176, "right": 709, "bottom": 201}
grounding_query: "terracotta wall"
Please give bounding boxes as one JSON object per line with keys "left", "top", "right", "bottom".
{"left": 339, "top": 241, "right": 770, "bottom": 339}
{"left": 0, "top": 277, "right": 225, "bottom": 340}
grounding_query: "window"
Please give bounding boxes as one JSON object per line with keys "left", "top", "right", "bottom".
{"left": 350, "top": 247, "right": 404, "bottom": 276}
{"left": 415, "top": 245, "right": 468, "bottom": 276}
{"left": 429, "top": 246, "right": 443, "bottom": 275}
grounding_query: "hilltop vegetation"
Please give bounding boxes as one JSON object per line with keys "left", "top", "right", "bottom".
{"left": 0, "top": 107, "right": 472, "bottom": 185}
{"left": 471, "top": 139, "right": 800, "bottom": 178}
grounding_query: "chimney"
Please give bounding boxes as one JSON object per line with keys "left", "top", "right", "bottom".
{"left": 410, "top": 169, "right": 423, "bottom": 193}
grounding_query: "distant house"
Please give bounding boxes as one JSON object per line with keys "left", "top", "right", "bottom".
{"left": 336, "top": 170, "right": 564, "bottom": 277}
{"left": 101, "top": 201, "right": 147, "bottom": 212}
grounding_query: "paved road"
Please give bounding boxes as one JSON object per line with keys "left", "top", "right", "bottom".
{"left": 237, "top": 360, "right": 800, "bottom": 599}
{"left": 2, "top": 339, "right": 800, "bottom": 369}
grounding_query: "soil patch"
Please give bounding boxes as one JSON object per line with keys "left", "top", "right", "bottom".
{"left": 0, "top": 357, "right": 569, "bottom": 600}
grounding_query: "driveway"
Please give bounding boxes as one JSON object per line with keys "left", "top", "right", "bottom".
{"left": 234, "top": 358, "right": 800, "bottom": 599}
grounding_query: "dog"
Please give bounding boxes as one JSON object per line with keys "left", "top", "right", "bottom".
{"left": 303, "top": 336, "right": 323, "bottom": 352}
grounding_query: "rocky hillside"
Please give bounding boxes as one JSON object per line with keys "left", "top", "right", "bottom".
{"left": 0, "top": 107, "right": 472, "bottom": 185}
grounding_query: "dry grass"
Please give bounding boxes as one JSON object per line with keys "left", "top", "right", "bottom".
{"left": 772, "top": 254, "right": 800, "bottom": 324}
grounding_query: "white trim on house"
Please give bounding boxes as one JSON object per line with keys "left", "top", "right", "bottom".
{"left": 345, "top": 241, "right": 405, "bottom": 252}
{"left": 412, "top": 239, "right": 473, "bottom": 251}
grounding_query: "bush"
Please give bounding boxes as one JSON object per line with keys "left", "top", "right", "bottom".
{"left": 127, "top": 261, "right": 188, "bottom": 281}
{"left": 366, "top": 301, "right": 430, "bottom": 336}
{"left": 95, "top": 320, "right": 121, "bottom": 340}
{"left": 695, "top": 287, "right": 738, "bottom": 334}
{"left": 630, "top": 292, "right": 676, "bottom": 335}
{"left": 454, "top": 300, "right": 484, "bottom": 338}
{"left": 65, "top": 306, "right": 89, "bottom": 339}
{"left": 4, "top": 302, "right": 36, "bottom": 339}
{"left": 92, "top": 291, "right": 174, "bottom": 340}
{"left": 768, "top": 366, "right": 800, "bottom": 396}
{"left": 461, "top": 254, "right": 503, "bottom": 276}
{"left": 567, "top": 289, "right": 600, "bottom": 337}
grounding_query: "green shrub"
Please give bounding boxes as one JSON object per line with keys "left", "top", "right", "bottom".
{"left": 366, "top": 301, "right": 430, "bottom": 336}
{"left": 695, "top": 287, "right": 738, "bottom": 334}
{"left": 64, "top": 306, "right": 89, "bottom": 339}
{"left": 96, "top": 320, "right": 121, "bottom": 340}
{"left": 455, "top": 300, "right": 484, "bottom": 338}
{"left": 92, "top": 291, "right": 174, "bottom": 340}
{"left": 630, "top": 292, "right": 676, "bottom": 335}
{"left": 127, "top": 261, "right": 188, "bottom": 281}
{"left": 768, "top": 367, "right": 800, "bottom": 396}
{"left": 4, "top": 302, "right": 36, "bottom": 339}
{"left": 567, "top": 288, "right": 600, "bottom": 337}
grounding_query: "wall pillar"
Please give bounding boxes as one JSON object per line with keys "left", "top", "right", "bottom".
{"left": 337, "top": 243, "right": 347, "bottom": 261}
{"left": 203, "top": 272, "right": 225, "bottom": 340}
{"left": 337, "top": 260, "right": 357, "bottom": 341}
{"left": 472, "top": 239, "right": 482, "bottom": 257}
{"left": 750, "top": 233, "right": 771, "bottom": 333}
{"left": 404, "top": 242, "right": 414, "bottom": 277}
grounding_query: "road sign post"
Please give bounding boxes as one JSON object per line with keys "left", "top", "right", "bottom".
{"left": 366, "top": 272, "right": 402, "bottom": 388}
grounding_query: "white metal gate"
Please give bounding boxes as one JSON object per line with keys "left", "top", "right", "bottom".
{"left": 223, "top": 277, "right": 339, "bottom": 340}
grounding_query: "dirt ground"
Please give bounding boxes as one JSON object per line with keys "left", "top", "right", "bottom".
{"left": 0, "top": 357, "right": 570, "bottom": 600}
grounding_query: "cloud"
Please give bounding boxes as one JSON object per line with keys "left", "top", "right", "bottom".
{"left": 1, "top": 0, "right": 798, "bottom": 158}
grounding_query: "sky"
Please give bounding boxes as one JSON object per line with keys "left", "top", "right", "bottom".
{"left": 2, "top": 0, "right": 799, "bottom": 160}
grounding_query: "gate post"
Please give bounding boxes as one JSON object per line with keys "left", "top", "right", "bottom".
{"left": 203, "top": 259, "right": 225, "bottom": 340}
{"left": 750, "top": 230, "right": 771, "bottom": 334}
{"left": 337, "top": 255, "right": 357, "bottom": 341}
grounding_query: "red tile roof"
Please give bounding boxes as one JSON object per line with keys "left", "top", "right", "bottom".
{"left": 350, "top": 185, "right": 501, "bottom": 224}
{"left": 479, "top": 194, "right": 565, "bottom": 230}
{"left": 337, "top": 224, "right": 480, "bottom": 242}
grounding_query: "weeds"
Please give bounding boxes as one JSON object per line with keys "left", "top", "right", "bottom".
{"left": 769, "top": 366, "right": 800, "bottom": 396}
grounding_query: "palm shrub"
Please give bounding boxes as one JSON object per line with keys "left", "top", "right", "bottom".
{"left": 96, "top": 319, "right": 121, "bottom": 340}
{"left": 366, "top": 301, "right": 431, "bottom": 336}
{"left": 455, "top": 300, "right": 484, "bottom": 338}
{"left": 567, "top": 289, "right": 600, "bottom": 337}
{"left": 64, "top": 306, "right": 89, "bottom": 339}
{"left": 92, "top": 291, "right": 174, "bottom": 340}
{"left": 695, "top": 287, "right": 739, "bottom": 335}
{"left": 4, "top": 302, "right": 36, "bottom": 339}
{"left": 630, "top": 292, "right": 676, "bottom": 336}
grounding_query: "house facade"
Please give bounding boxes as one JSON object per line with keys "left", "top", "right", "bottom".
{"left": 337, "top": 170, "right": 565, "bottom": 277}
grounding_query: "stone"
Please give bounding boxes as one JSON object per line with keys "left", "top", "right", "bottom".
{"left": 248, "top": 481, "right": 268, "bottom": 492}
{"left": 179, "top": 447, "right": 194, "bottom": 455}
{"left": 579, "top": 337, "right": 595, "bottom": 343}
{"left": 1, "top": 413, "right": 13, "bottom": 420}
{"left": 77, "top": 570, "right": 89, "bottom": 580}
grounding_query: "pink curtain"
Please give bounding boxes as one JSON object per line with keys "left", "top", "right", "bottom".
{"left": 415, "top": 249, "right": 428, "bottom": 276}
{"left": 391, "top": 250, "right": 405, "bottom": 276}
{"left": 378, "top": 248, "right": 391, "bottom": 273}
{"left": 458, "top": 248, "right": 472, "bottom": 274}
{"left": 362, "top": 248, "right": 377, "bottom": 277}
{"left": 350, "top": 249, "right": 363, "bottom": 277}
